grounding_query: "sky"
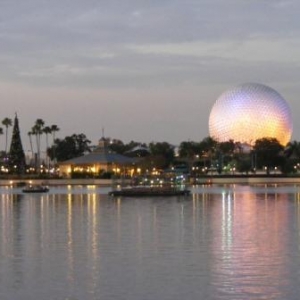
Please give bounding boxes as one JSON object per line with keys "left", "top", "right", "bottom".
{"left": 1, "top": 0, "right": 300, "bottom": 150}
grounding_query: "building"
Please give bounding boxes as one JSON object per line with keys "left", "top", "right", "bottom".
{"left": 59, "top": 138, "right": 136, "bottom": 178}
{"left": 209, "top": 83, "right": 293, "bottom": 146}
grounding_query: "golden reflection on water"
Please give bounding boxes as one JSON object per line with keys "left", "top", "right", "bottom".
{"left": 67, "top": 193, "right": 74, "bottom": 284}
{"left": 87, "top": 193, "right": 99, "bottom": 292}
{"left": 116, "top": 197, "right": 122, "bottom": 242}
{"left": 87, "top": 193, "right": 99, "bottom": 259}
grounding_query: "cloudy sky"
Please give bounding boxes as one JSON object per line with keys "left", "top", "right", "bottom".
{"left": 0, "top": 0, "right": 300, "bottom": 149}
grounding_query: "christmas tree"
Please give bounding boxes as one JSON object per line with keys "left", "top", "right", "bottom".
{"left": 9, "top": 114, "right": 26, "bottom": 174}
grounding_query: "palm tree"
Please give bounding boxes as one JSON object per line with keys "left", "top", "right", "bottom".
{"left": 50, "top": 124, "right": 60, "bottom": 165}
{"left": 0, "top": 127, "right": 3, "bottom": 160}
{"left": 43, "top": 126, "right": 52, "bottom": 151}
{"left": 32, "top": 119, "right": 45, "bottom": 172}
{"left": 28, "top": 131, "right": 34, "bottom": 166}
{"left": 43, "top": 126, "right": 52, "bottom": 171}
{"left": 2, "top": 117, "right": 12, "bottom": 154}
{"left": 50, "top": 124, "right": 60, "bottom": 144}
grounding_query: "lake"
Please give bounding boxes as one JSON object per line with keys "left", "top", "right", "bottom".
{"left": 1, "top": 184, "right": 300, "bottom": 300}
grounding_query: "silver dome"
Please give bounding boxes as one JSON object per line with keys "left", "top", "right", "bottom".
{"left": 209, "top": 83, "right": 293, "bottom": 145}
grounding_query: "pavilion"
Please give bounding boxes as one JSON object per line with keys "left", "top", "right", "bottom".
{"left": 58, "top": 138, "right": 136, "bottom": 178}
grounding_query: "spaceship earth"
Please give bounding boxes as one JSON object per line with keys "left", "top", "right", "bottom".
{"left": 209, "top": 83, "right": 293, "bottom": 146}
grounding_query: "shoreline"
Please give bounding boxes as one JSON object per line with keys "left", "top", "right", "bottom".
{"left": 192, "top": 176, "right": 300, "bottom": 185}
{"left": 1, "top": 178, "right": 119, "bottom": 187}
{"left": 3, "top": 176, "right": 300, "bottom": 186}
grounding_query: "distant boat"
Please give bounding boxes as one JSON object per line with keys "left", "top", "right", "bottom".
{"left": 109, "top": 186, "right": 190, "bottom": 197}
{"left": 22, "top": 185, "right": 49, "bottom": 193}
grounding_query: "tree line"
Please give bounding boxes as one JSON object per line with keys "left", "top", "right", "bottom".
{"left": 2, "top": 115, "right": 300, "bottom": 176}
{"left": 105, "top": 136, "right": 300, "bottom": 176}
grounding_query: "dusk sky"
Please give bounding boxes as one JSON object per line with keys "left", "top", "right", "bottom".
{"left": 1, "top": 0, "right": 300, "bottom": 150}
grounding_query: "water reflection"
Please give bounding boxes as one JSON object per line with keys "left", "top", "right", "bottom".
{"left": 208, "top": 188, "right": 289, "bottom": 299}
{"left": 1, "top": 185, "right": 300, "bottom": 299}
{"left": 192, "top": 185, "right": 300, "bottom": 300}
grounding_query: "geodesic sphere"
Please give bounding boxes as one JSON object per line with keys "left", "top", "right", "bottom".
{"left": 208, "top": 83, "right": 293, "bottom": 145}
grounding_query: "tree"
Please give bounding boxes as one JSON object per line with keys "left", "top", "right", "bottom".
{"left": 200, "top": 137, "right": 218, "bottom": 154}
{"left": 235, "top": 154, "right": 252, "bottom": 174}
{"left": 0, "top": 127, "right": 3, "bottom": 163}
{"left": 148, "top": 142, "right": 175, "bottom": 169}
{"left": 31, "top": 119, "right": 45, "bottom": 171}
{"left": 28, "top": 131, "right": 34, "bottom": 158}
{"left": 285, "top": 141, "right": 300, "bottom": 160}
{"left": 48, "top": 133, "right": 91, "bottom": 162}
{"left": 218, "top": 140, "right": 235, "bottom": 155}
{"left": 216, "top": 140, "right": 236, "bottom": 173}
{"left": 50, "top": 124, "right": 60, "bottom": 164}
{"left": 8, "top": 114, "right": 26, "bottom": 174}
{"left": 2, "top": 117, "right": 12, "bottom": 154}
{"left": 281, "top": 141, "right": 300, "bottom": 174}
{"left": 178, "top": 141, "right": 198, "bottom": 158}
{"left": 50, "top": 124, "right": 60, "bottom": 144}
{"left": 43, "top": 126, "right": 52, "bottom": 150}
{"left": 253, "top": 138, "right": 284, "bottom": 174}
{"left": 43, "top": 126, "right": 52, "bottom": 170}
{"left": 108, "top": 139, "right": 126, "bottom": 154}
{"left": 198, "top": 137, "right": 219, "bottom": 172}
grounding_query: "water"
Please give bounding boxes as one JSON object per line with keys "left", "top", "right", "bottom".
{"left": 1, "top": 184, "right": 300, "bottom": 300}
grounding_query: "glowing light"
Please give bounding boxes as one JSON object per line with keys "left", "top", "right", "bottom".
{"left": 209, "top": 83, "right": 293, "bottom": 145}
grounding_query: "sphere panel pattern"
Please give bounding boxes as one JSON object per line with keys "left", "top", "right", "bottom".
{"left": 209, "top": 83, "right": 293, "bottom": 145}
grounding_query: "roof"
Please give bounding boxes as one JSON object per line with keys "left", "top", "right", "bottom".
{"left": 127, "top": 145, "right": 150, "bottom": 153}
{"left": 60, "top": 151, "right": 136, "bottom": 165}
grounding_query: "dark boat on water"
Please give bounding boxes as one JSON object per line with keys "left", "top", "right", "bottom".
{"left": 109, "top": 186, "right": 190, "bottom": 197}
{"left": 22, "top": 185, "right": 49, "bottom": 193}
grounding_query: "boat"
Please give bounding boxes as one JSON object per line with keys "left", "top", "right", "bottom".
{"left": 109, "top": 186, "right": 190, "bottom": 197}
{"left": 22, "top": 185, "right": 49, "bottom": 193}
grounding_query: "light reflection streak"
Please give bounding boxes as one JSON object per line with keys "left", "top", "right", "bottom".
{"left": 1, "top": 194, "right": 12, "bottom": 259}
{"left": 221, "top": 190, "right": 234, "bottom": 252}
{"left": 87, "top": 192, "right": 99, "bottom": 294}
{"left": 153, "top": 206, "right": 158, "bottom": 254}
{"left": 296, "top": 191, "right": 300, "bottom": 246}
{"left": 137, "top": 209, "right": 142, "bottom": 261}
{"left": 117, "top": 198, "right": 122, "bottom": 242}
{"left": 87, "top": 193, "right": 99, "bottom": 259}
{"left": 192, "top": 197, "right": 197, "bottom": 241}
{"left": 67, "top": 193, "right": 74, "bottom": 283}
{"left": 210, "top": 186, "right": 290, "bottom": 299}
{"left": 40, "top": 196, "right": 45, "bottom": 250}
{"left": 0, "top": 194, "right": 25, "bottom": 288}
